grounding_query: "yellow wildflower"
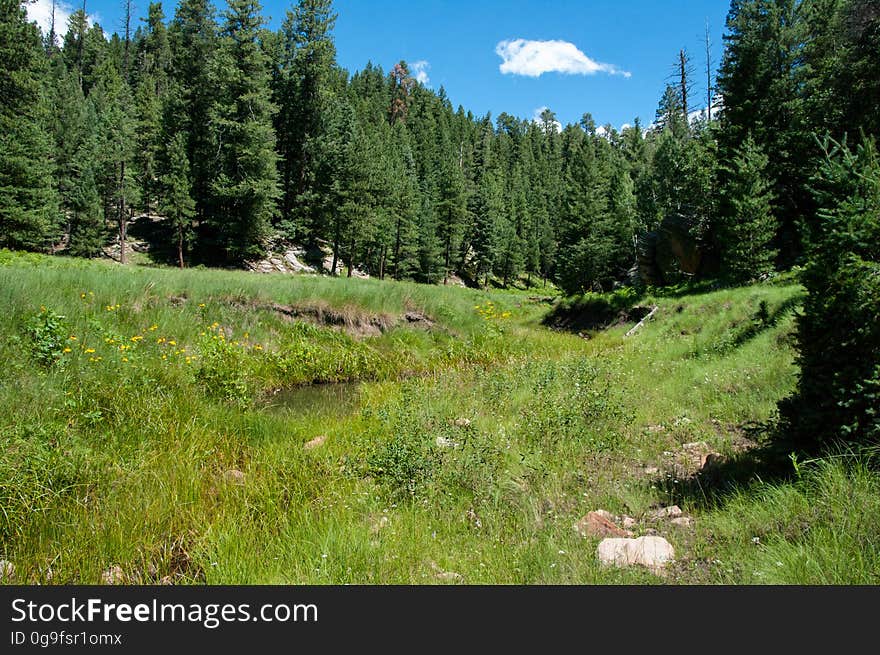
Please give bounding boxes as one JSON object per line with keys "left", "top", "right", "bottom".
{"left": 149, "top": 325, "right": 158, "bottom": 331}
{"left": 62, "top": 347, "right": 71, "bottom": 353}
{"left": 169, "top": 340, "right": 176, "bottom": 346}
{"left": 84, "top": 348, "right": 95, "bottom": 354}
{"left": 69, "top": 336, "right": 77, "bottom": 341}
{"left": 122, "top": 357, "right": 129, "bottom": 362}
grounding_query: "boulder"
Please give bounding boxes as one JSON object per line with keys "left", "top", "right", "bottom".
{"left": 596, "top": 536, "right": 675, "bottom": 574}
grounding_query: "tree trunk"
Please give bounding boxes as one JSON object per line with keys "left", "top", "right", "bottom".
{"left": 177, "top": 220, "right": 184, "bottom": 269}
{"left": 393, "top": 215, "right": 402, "bottom": 278}
{"left": 118, "top": 161, "right": 127, "bottom": 265}
{"left": 331, "top": 219, "right": 340, "bottom": 275}
{"left": 347, "top": 236, "right": 355, "bottom": 278}
{"left": 443, "top": 234, "right": 451, "bottom": 285}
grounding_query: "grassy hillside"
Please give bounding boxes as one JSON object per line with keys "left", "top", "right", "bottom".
{"left": 1, "top": 251, "right": 877, "bottom": 584}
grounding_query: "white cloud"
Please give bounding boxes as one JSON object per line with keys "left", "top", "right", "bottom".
{"left": 532, "top": 107, "right": 562, "bottom": 133}
{"left": 410, "top": 60, "right": 430, "bottom": 86}
{"left": 25, "top": 0, "right": 98, "bottom": 45}
{"left": 496, "top": 39, "right": 630, "bottom": 78}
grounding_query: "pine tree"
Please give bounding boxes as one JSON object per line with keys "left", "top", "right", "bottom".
{"left": 90, "top": 57, "right": 138, "bottom": 263}
{"left": 158, "top": 131, "right": 195, "bottom": 268}
{"left": 436, "top": 159, "right": 468, "bottom": 284}
{"left": 472, "top": 171, "right": 502, "bottom": 286}
{"left": 608, "top": 166, "right": 638, "bottom": 262}
{"left": 201, "top": 0, "right": 279, "bottom": 264}
{"left": 782, "top": 136, "right": 880, "bottom": 447}
{"left": 717, "top": 0, "right": 810, "bottom": 265}
{"left": 416, "top": 193, "right": 444, "bottom": 283}
{"left": 718, "top": 135, "right": 777, "bottom": 281}
{"left": 556, "top": 125, "right": 613, "bottom": 294}
{"left": 276, "top": 0, "right": 338, "bottom": 243}
{"left": 0, "top": 0, "right": 60, "bottom": 251}
{"left": 654, "top": 84, "right": 687, "bottom": 137}
{"left": 168, "top": 0, "right": 217, "bottom": 235}
{"left": 389, "top": 61, "right": 415, "bottom": 126}
{"left": 133, "top": 2, "right": 171, "bottom": 214}
{"left": 67, "top": 102, "right": 105, "bottom": 257}
{"left": 389, "top": 125, "right": 421, "bottom": 280}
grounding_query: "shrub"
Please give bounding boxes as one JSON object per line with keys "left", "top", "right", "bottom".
{"left": 25, "top": 307, "right": 68, "bottom": 367}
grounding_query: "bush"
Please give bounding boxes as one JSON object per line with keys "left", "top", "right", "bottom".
{"left": 25, "top": 307, "right": 68, "bottom": 367}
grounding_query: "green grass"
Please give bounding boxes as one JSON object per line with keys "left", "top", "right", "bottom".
{"left": 1, "top": 250, "right": 876, "bottom": 585}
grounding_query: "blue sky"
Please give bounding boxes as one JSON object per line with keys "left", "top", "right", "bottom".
{"left": 26, "top": 0, "right": 732, "bottom": 129}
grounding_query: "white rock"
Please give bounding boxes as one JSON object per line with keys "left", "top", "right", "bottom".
{"left": 596, "top": 536, "right": 675, "bottom": 573}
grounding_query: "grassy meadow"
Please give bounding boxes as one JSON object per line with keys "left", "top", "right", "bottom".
{"left": 1, "top": 249, "right": 878, "bottom": 584}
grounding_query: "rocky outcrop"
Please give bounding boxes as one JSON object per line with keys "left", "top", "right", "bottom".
{"left": 247, "top": 247, "right": 317, "bottom": 274}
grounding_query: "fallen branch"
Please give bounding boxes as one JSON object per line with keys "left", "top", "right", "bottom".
{"left": 624, "top": 306, "right": 659, "bottom": 338}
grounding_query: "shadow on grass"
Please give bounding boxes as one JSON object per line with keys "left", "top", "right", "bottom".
{"left": 652, "top": 421, "right": 811, "bottom": 511}
{"left": 687, "top": 293, "right": 805, "bottom": 359}
{"left": 655, "top": 418, "right": 880, "bottom": 512}
{"left": 729, "top": 295, "right": 804, "bottom": 350}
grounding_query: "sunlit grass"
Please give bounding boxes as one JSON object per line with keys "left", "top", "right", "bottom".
{"left": 2, "top": 250, "right": 875, "bottom": 585}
